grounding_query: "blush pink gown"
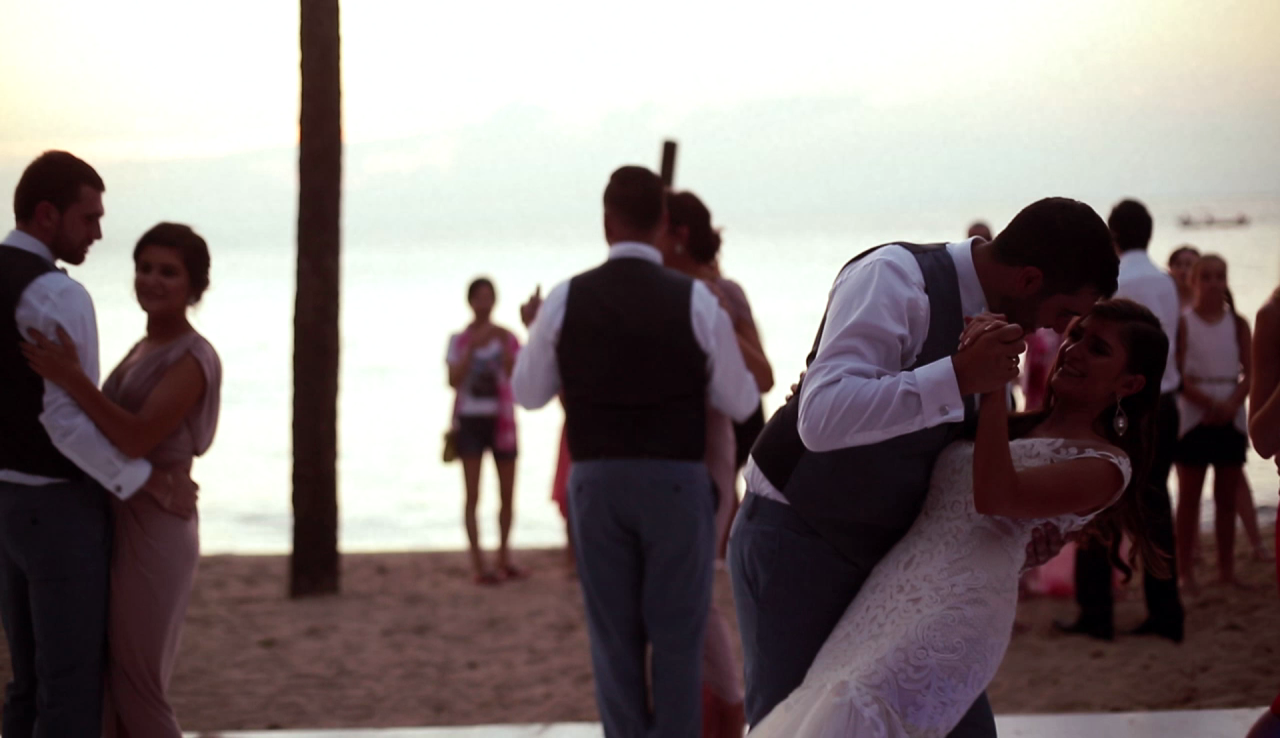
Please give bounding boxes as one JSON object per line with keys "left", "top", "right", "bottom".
{"left": 101, "top": 331, "right": 221, "bottom": 738}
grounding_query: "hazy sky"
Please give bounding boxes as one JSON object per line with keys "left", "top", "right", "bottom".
{"left": 2, "top": 0, "right": 1278, "bottom": 228}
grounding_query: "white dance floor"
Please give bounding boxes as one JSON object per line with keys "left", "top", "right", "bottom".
{"left": 185, "top": 707, "right": 1264, "bottom": 738}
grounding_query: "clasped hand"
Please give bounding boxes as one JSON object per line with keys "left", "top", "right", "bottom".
{"left": 954, "top": 313, "right": 1026, "bottom": 397}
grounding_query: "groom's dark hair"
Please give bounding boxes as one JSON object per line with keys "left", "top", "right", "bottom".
{"left": 14, "top": 151, "right": 104, "bottom": 222}
{"left": 991, "top": 198, "right": 1118, "bottom": 298}
{"left": 603, "top": 166, "right": 665, "bottom": 232}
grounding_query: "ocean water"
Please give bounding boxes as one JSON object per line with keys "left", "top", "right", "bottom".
{"left": 68, "top": 195, "right": 1280, "bottom": 554}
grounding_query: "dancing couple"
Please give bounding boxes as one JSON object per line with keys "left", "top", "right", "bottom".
{"left": 0, "top": 151, "right": 221, "bottom": 736}
{"left": 732, "top": 197, "right": 1170, "bottom": 737}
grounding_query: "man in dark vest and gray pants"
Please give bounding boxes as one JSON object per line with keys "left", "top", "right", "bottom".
{"left": 514, "top": 165, "right": 759, "bottom": 737}
{"left": 1058, "top": 199, "right": 1185, "bottom": 642}
{"left": 731, "top": 198, "right": 1121, "bottom": 735}
{"left": 0, "top": 151, "right": 154, "bottom": 736}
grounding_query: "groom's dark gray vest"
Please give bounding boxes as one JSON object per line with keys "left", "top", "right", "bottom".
{"left": 0, "top": 245, "right": 82, "bottom": 479}
{"left": 751, "top": 242, "right": 971, "bottom": 566}
{"left": 557, "top": 257, "right": 708, "bottom": 461}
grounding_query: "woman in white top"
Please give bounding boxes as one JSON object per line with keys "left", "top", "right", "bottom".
{"left": 1169, "top": 248, "right": 1271, "bottom": 565}
{"left": 1174, "top": 254, "right": 1252, "bottom": 593}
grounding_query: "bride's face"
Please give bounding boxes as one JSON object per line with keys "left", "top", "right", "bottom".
{"left": 1048, "top": 316, "right": 1144, "bottom": 409}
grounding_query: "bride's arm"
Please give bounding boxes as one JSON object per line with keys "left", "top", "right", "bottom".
{"left": 971, "top": 392, "right": 1124, "bottom": 519}
{"left": 23, "top": 327, "right": 206, "bottom": 460}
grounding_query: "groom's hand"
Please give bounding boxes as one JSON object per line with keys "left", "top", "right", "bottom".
{"left": 1024, "top": 524, "right": 1065, "bottom": 570}
{"left": 958, "top": 313, "right": 1008, "bottom": 351}
{"left": 953, "top": 323, "right": 1025, "bottom": 396}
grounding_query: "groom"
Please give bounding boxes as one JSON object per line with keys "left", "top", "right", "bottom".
{"left": 0, "top": 151, "right": 154, "bottom": 735}
{"left": 730, "top": 197, "right": 1120, "bottom": 735}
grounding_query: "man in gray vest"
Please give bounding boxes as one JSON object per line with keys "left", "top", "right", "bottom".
{"left": 1059, "top": 198, "right": 1185, "bottom": 642}
{"left": 733, "top": 198, "right": 1120, "bottom": 735}
{"left": 0, "top": 151, "right": 154, "bottom": 736}
{"left": 513, "top": 166, "right": 759, "bottom": 737}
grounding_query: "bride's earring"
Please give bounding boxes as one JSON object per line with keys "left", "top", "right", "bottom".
{"left": 674, "top": 243, "right": 685, "bottom": 254}
{"left": 1113, "top": 397, "right": 1129, "bottom": 437}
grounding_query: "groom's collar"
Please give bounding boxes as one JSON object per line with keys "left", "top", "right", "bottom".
{"left": 1, "top": 229, "right": 55, "bottom": 265}
{"left": 947, "top": 238, "right": 986, "bottom": 318}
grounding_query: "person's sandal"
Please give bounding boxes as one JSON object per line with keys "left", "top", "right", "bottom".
{"left": 474, "top": 570, "right": 502, "bottom": 586}
{"left": 499, "top": 564, "right": 529, "bottom": 581}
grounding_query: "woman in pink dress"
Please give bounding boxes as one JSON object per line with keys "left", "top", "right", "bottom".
{"left": 22, "top": 222, "right": 220, "bottom": 737}
{"left": 1247, "top": 285, "right": 1280, "bottom": 738}
{"left": 551, "top": 414, "right": 573, "bottom": 570}
{"left": 664, "top": 190, "right": 773, "bottom": 738}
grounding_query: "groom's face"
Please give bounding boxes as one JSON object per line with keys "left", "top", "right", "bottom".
{"left": 47, "top": 186, "right": 104, "bottom": 266}
{"left": 1002, "top": 288, "right": 1100, "bottom": 335}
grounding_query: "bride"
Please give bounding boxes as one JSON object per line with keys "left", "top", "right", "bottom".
{"left": 751, "top": 299, "right": 1169, "bottom": 737}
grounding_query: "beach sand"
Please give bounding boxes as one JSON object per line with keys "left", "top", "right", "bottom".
{"left": 0, "top": 528, "right": 1273, "bottom": 730}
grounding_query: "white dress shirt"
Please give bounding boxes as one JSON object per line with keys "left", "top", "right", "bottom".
{"left": 746, "top": 239, "right": 986, "bottom": 504}
{"left": 1114, "top": 250, "right": 1182, "bottom": 395}
{"left": 0, "top": 230, "right": 150, "bottom": 499}
{"left": 512, "top": 241, "right": 760, "bottom": 423}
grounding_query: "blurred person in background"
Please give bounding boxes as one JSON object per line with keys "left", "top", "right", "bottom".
{"left": 447, "top": 277, "right": 523, "bottom": 585}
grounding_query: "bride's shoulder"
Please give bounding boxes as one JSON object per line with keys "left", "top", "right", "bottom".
{"left": 1027, "top": 437, "right": 1131, "bottom": 481}
{"left": 1013, "top": 436, "right": 1129, "bottom": 463}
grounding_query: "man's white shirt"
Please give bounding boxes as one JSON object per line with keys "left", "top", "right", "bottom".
{"left": 1114, "top": 249, "right": 1182, "bottom": 395}
{"left": 0, "top": 229, "right": 150, "bottom": 499}
{"left": 746, "top": 239, "right": 987, "bottom": 504}
{"left": 512, "top": 241, "right": 759, "bottom": 423}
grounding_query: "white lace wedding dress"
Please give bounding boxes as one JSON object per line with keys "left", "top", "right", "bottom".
{"left": 751, "top": 437, "right": 1131, "bottom": 738}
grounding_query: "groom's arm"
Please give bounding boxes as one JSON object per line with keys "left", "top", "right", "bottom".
{"left": 797, "top": 253, "right": 963, "bottom": 452}
{"left": 15, "top": 275, "right": 151, "bottom": 500}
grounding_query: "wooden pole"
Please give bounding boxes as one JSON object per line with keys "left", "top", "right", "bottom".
{"left": 291, "top": 0, "right": 342, "bottom": 598}
{"left": 660, "top": 140, "right": 678, "bottom": 187}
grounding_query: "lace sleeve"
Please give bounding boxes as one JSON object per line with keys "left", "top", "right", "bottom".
{"left": 1061, "top": 446, "right": 1132, "bottom": 507}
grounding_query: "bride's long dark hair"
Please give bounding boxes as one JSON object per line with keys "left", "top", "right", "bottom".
{"left": 1008, "top": 299, "right": 1170, "bottom": 580}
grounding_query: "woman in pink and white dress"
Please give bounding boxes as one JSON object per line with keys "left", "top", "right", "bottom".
{"left": 447, "top": 277, "right": 523, "bottom": 585}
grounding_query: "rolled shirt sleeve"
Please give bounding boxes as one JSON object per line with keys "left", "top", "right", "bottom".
{"left": 511, "top": 281, "right": 569, "bottom": 410}
{"left": 797, "top": 250, "right": 965, "bottom": 453}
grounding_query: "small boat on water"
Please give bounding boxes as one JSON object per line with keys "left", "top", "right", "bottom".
{"left": 1178, "top": 212, "right": 1250, "bottom": 228}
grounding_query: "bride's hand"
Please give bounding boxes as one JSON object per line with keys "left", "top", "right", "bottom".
{"left": 958, "top": 313, "right": 1009, "bottom": 352}
{"left": 21, "top": 326, "right": 85, "bottom": 388}
{"left": 786, "top": 371, "right": 806, "bottom": 403}
{"left": 142, "top": 467, "right": 199, "bottom": 519}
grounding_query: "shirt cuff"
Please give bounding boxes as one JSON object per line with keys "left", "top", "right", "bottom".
{"left": 916, "top": 357, "right": 966, "bottom": 426}
{"left": 105, "top": 458, "right": 152, "bottom": 501}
